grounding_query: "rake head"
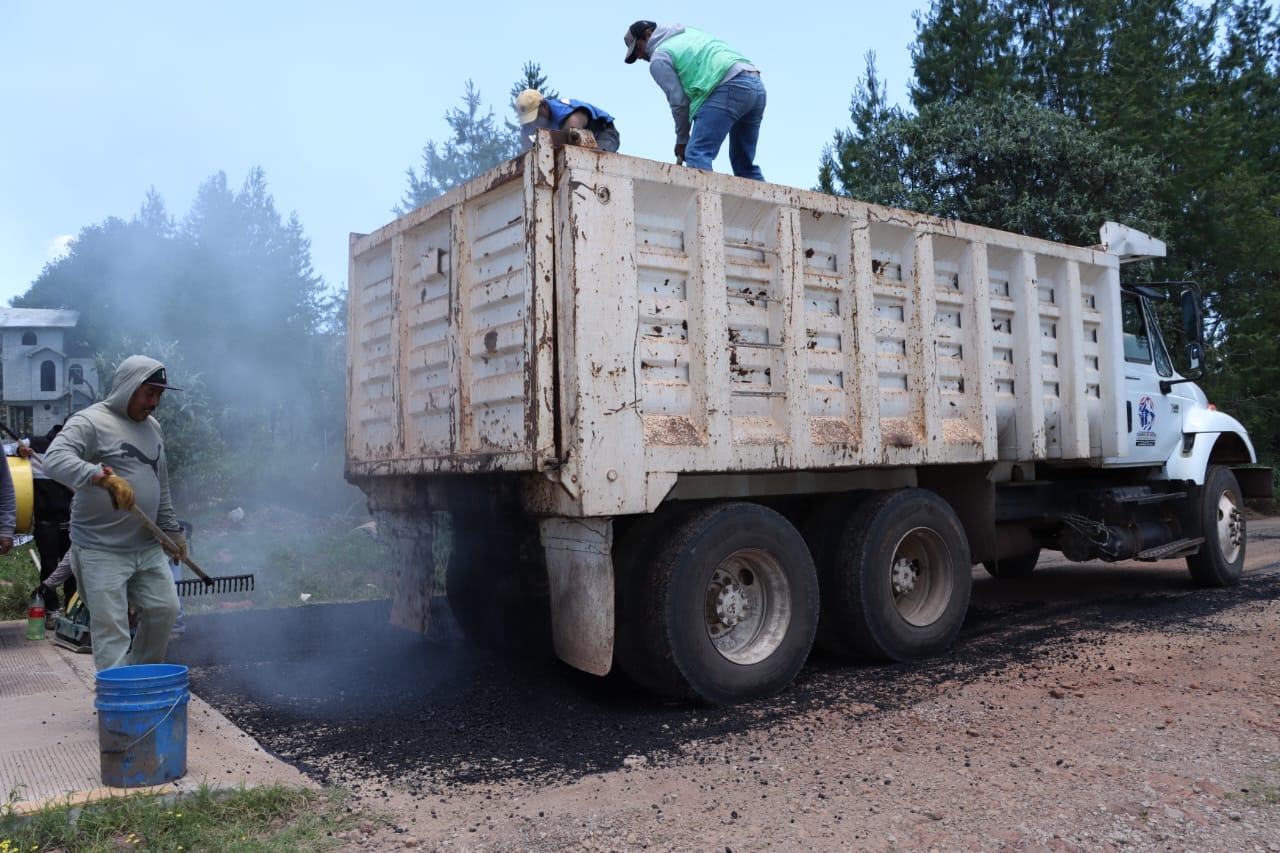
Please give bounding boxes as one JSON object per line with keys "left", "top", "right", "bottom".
{"left": 175, "top": 573, "right": 256, "bottom": 596}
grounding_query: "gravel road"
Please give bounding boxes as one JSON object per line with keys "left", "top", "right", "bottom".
{"left": 173, "top": 514, "right": 1280, "bottom": 851}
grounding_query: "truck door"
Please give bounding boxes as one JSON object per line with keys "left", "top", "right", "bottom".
{"left": 1119, "top": 294, "right": 1183, "bottom": 464}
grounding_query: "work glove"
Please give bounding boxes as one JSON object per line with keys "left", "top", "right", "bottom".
{"left": 674, "top": 143, "right": 686, "bottom": 165}
{"left": 162, "top": 531, "right": 188, "bottom": 563}
{"left": 31, "top": 583, "right": 49, "bottom": 600}
{"left": 97, "top": 474, "right": 135, "bottom": 511}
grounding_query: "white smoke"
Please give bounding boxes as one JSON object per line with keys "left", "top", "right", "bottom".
{"left": 44, "top": 234, "right": 73, "bottom": 263}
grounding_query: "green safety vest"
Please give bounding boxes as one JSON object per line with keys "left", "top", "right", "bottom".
{"left": 657, "top": 28, "right": 751, "bottom": 119}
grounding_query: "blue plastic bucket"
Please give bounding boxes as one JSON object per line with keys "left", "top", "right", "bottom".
{"left": 95, "top": 663, "right": 189, "bottom": 787}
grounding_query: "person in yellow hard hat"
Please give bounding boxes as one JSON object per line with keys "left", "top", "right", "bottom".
{"left": 514, "top": 89, "right": 621, "bottom": 153}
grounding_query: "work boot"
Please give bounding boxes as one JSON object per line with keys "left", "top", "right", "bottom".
{"left": 44, "top": 609, "right": 62, "bottom": 631}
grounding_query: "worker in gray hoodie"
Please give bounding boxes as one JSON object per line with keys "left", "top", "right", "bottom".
{"left": 44, "top": 355, "right": 187, "bottom": 671}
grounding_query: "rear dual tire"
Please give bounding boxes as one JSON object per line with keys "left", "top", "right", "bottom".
{"left": 614, "top": 502, "right": 819, "bottom": 705}
{"left": 810, "top": 489, "right": 972, "bottom": 662}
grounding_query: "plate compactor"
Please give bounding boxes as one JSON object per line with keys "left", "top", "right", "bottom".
{"left": 51, "top": 591, "right": 92, "bottom": 653}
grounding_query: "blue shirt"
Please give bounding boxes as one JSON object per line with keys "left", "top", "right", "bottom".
{"left": 544, "top": 98, "right": 614, "bottom": 128}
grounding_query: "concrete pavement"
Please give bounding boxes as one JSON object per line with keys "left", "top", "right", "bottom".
{"left": 0, "top": 618, "right": 314, "bottom": 816}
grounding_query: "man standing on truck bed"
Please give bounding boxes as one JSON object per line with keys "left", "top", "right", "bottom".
{"left": 515, "top": 89, "right": 621, "bottom": 153}
{"left": 44, "top": 355, "right": 187, "bottom": 672}
{"left": 623, "top": 20, "right": 766, "bottom": 180}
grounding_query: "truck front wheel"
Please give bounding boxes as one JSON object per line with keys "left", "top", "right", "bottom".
{"left": 1186, "top": 465, "right": 1246, "bottom": 587}
{"left": 818, "top": 489, "right": 972, "bottom": 662}
{"left": 616, "top": 502, "right": 819, "bottom": 705}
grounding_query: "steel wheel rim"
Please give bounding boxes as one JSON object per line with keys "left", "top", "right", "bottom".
{"left": 889, "top": 527, "right": 953, "bottom": 627}
{"left": 1214, "top": 489, "right": 1244, "bottom": 565}
{"left": 703, "top": 547, "right": 792, "bottom": 665}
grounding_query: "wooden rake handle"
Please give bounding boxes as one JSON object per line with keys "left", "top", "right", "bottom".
{"left": 128, "top": 505, "right": 214, "bottom": 586}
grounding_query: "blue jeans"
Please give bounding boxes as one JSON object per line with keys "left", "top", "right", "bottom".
{"left": 685, "top": 72, "right": 766, "bottom": 180}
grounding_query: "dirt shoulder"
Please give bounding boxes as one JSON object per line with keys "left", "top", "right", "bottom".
{"left": 325, "top": 514, "right": 1280, "bottom": 845}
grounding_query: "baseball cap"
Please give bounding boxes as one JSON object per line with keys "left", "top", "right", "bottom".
{"left": 143, "top": 367, "right": 183, "bottom": 391}
{"left": 515, "top": 89, "right": 543, "bottom": 124}
{"left": 624, "top": 20, "right": 656, "bottom": 64}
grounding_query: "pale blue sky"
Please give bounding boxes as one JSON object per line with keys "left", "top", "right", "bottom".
{"left": 0, "top": 2, "right": 927, "bottom": 305}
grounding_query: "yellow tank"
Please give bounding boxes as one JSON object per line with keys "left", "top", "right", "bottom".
{"left": 7, "top": 455, "right": 33, "bottom": 535}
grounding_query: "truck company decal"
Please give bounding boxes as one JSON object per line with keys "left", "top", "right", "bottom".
{"left": 1137, "top": 395, "right": 1157, "bottom": 446}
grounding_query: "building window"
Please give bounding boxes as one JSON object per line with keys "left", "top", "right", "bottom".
{"left": 21, "top": 332, "right": 36, "bottom": 346}
{"left": 69, "top": 364, "right": 84, "bottom": 384}
{"left": 3, "top": 406, "right": 33, "bottom": 438}
{"left": 40, "top": 360, "right": 56, "bottom": 392}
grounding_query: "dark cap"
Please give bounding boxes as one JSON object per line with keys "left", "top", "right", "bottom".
{"left": 624, "top": 20, "right": 656, "bottom": 64}
{"left": 143, "top": 367, "right": 183, "bottom": 392}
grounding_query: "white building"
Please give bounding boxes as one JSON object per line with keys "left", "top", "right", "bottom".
{"left": 0, "top": 308, "right": 99, "bottom": 440}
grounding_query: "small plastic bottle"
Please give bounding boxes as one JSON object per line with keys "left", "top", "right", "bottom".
{"left": 27, "top": 592, "right": 46, "bottom": 641}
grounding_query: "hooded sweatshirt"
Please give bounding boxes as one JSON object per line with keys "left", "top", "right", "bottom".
{"left": 645, "top": 24, "right": 758, "bottom": 144}
{"left": 43, "top": 355, "right": 180, "bottom": 551}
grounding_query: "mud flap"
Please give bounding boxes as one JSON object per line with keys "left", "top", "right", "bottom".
{"left": 540, "top": 517, "right": 614, "bottom": 676}
{"left": 382, "top": 510, "right": 442, "bottom": 635}
{"left": 1233, "top": 466, "right": 1274, "bottom": 500}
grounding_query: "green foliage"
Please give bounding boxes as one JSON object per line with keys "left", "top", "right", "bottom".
{"left": 0, "top": 500, "right": 391, "bottom": 620}
{"left": 1230, "top": 772, "right": 1280, "bottom": 805}
{"left": 823, "top": 91, "right": 1164, "bottom": 244}
{"left": 0, "top": 783, "right": 377, "bottom": 852}
{"left": 0, "top": 542, "right": 39, "bottom": 620}
{"left": 509, "top": 61, "right": 558, "bottom": 104}
{"left": 176, "top": 507, "right": 393, "bottom": 613}
{"left": 218, "top": 442, "right": 368, "bottom": 518}
{"left": 13, "top": 168, "right": 347, "bottom": 507}
{"left": 398, "top": 63, "right": 561, "bottom": 213}
{"left": 818, "top": 53, "right": 910, "bottom": 199}
{"left": 830, "top": 0, "right": 1280, "bottom": 468}
{"left": 910, "top": 0, "right": 1019, "bottom": 105}
{"left": 396, "top": 81, "right": 523, "bottom": 213}
{"left": 92, "top": 341, "right": 230, "bottom": 504}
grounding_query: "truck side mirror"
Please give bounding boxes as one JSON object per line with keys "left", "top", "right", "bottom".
{"left": 1180, "top": 289, "right": 1204, "bottom": 375}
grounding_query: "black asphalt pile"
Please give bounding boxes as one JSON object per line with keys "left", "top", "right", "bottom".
{"left": 173, "top": 568, "right": 1280, "bottom": 797}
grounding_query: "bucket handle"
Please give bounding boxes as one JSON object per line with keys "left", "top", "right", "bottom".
{"left": 100, "top": 691, "right": 186, "bottom": 756}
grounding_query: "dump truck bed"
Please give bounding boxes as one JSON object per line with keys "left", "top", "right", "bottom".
{"left": 347, "top": 138, "right": 1125, "bottom": 517}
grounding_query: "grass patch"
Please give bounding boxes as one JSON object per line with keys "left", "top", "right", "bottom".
{"left": 0, "top": 540, "right": 41, "bottom": 621}
{"left": 0, "top": 505, "right": 393, "bottom": 621}
{"left": 172, "top": 506, "right": 394, "bottom": 614}
{"left": 1232, "top": 778, "right": 1280, "bottom": 806}
{"left": 0, "top": 783, "right": 382, "bottom": 852}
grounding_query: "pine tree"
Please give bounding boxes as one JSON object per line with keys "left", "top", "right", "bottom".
{"left": 396, "top": 81, "right": 522, "bottom": 213}
{"left": 818, "top": 53, "right": 910, "bottom": 203}
{"left": 828, "top": 0, "right": 1280, "bottom": 471}
{"left": 909, "top": 0, "right": 1018, "bottom": 106}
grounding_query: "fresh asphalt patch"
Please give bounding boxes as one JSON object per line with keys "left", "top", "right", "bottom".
{"left": 171, "top": 566, "right": 1280, "bottom": 797}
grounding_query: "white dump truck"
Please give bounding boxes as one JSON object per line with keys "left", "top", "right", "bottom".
{"left": 346, "top": 132, "right": 1270, "bottom": 704}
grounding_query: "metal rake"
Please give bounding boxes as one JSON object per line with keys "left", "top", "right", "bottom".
{"left": 174, "top": 573, "right": 255, "bottom": 596}
{"left": 130, "top": 506, "right": 257, "bottom": 597}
